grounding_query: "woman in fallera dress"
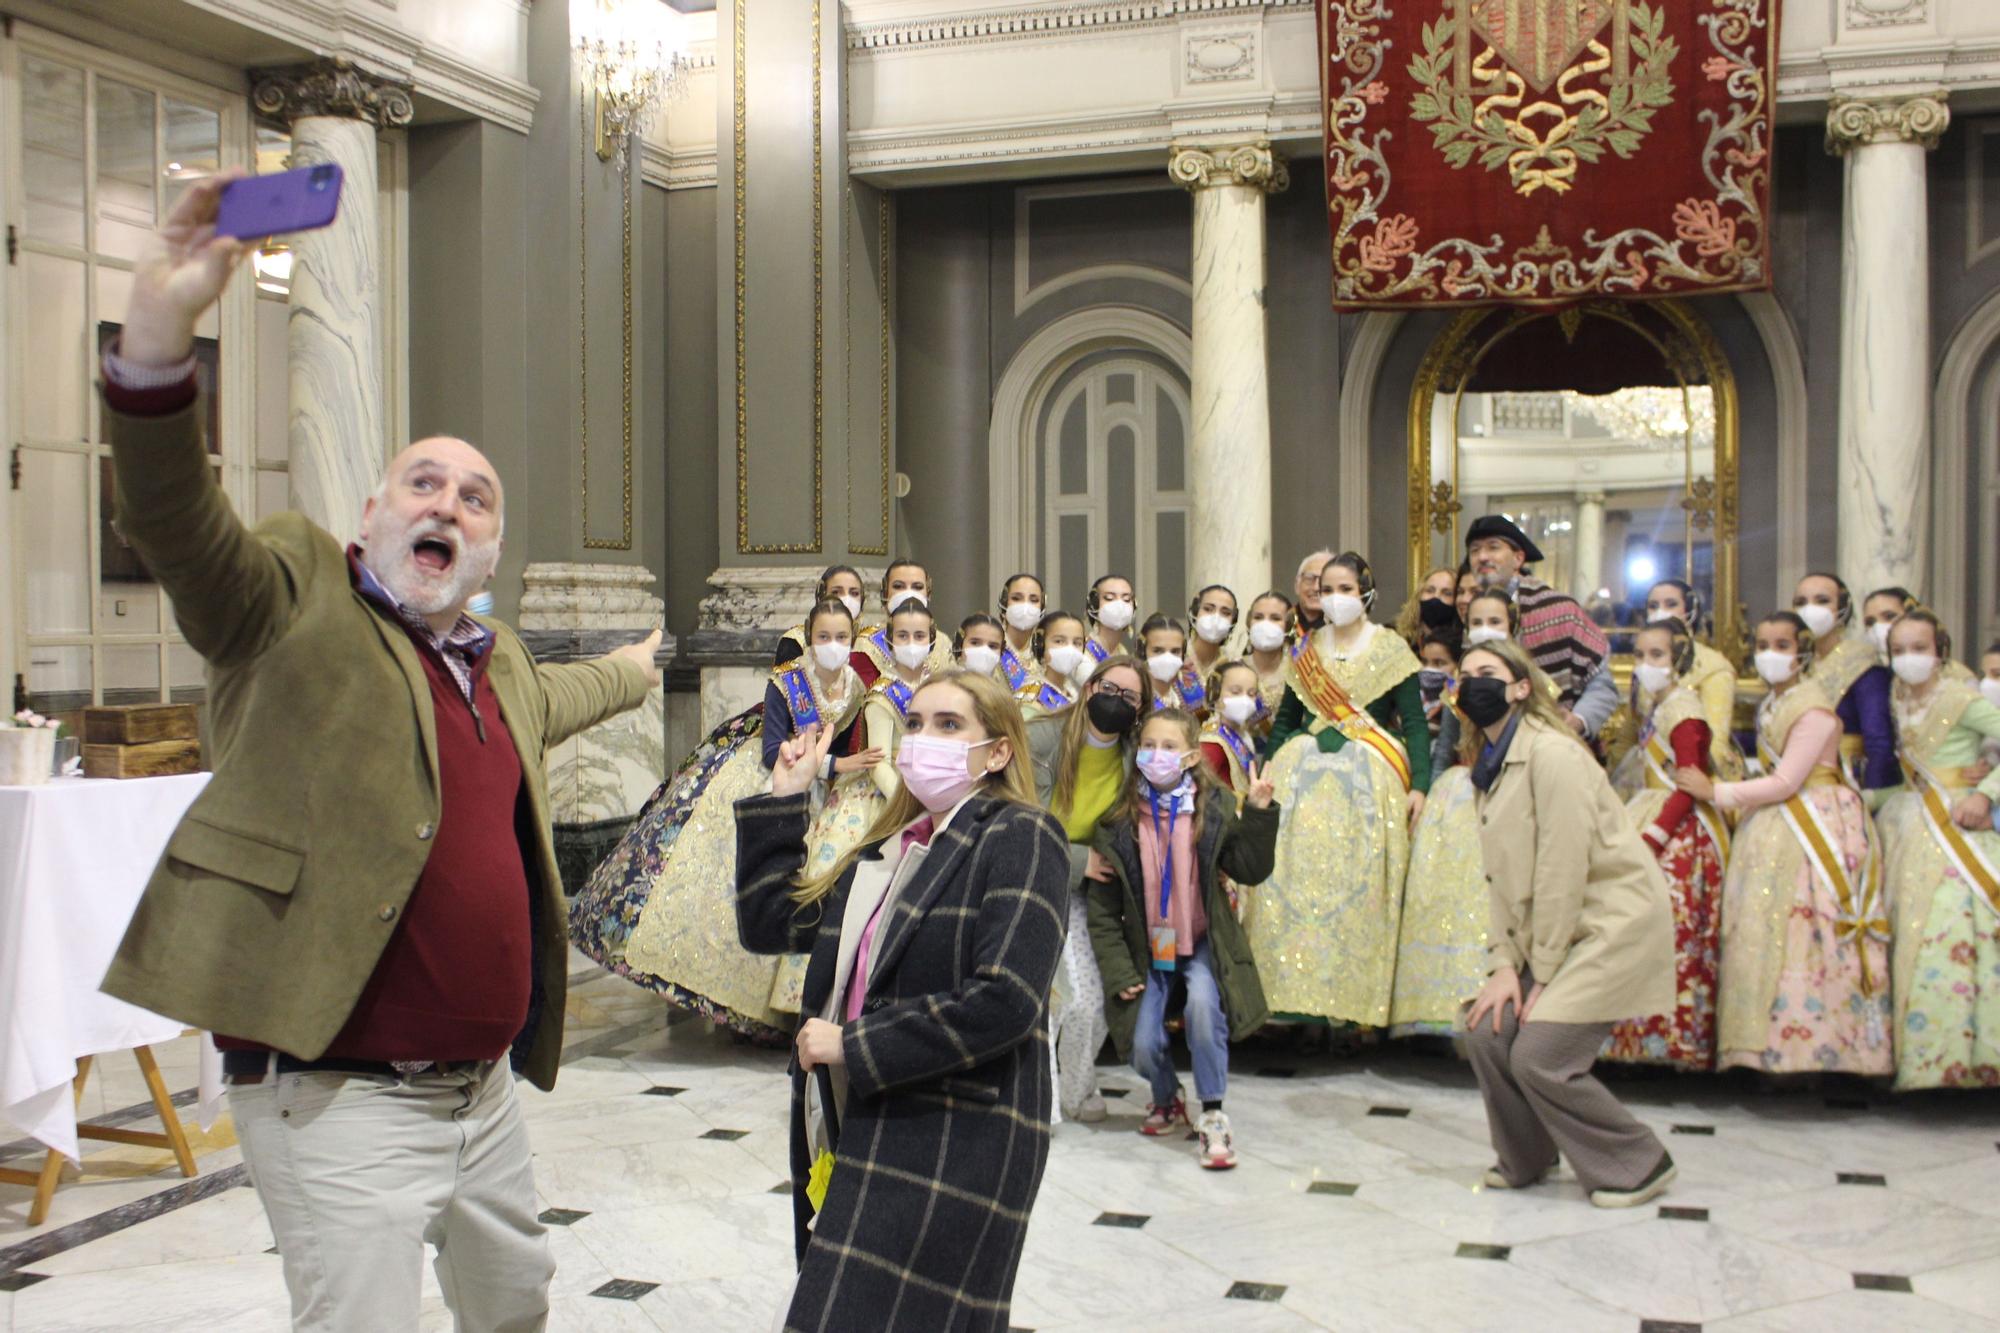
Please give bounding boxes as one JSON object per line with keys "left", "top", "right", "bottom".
{"left": 1639, "top": 579, "right": 1745, "bottom": 781}
{"left": 1874, "top": 610, "right": 2000, "bottom": 1088}
{"left": 854, "top": 560, "right": 955, "bottom": 685}
{"left": 1085, "top": 574, "right": 1138, "bottom": 666}
{"left": 1676, "top": 612, "right": 1893, "bottom": 1076}
{"left": 1140, "top": 613, "right": 1208, "bottom": 715}
{"left": 998, "top": 572, "right": 1047, "bottom": 694}
{"left": 1243, "top": 591, "right": 1294, "bottom": 730}
{"left": 1200, "top": 660, "right": 1268, "bottom": 800}
{"left": 1795, "top": 572, "right": 1898, "bottom": 807}
{"left": 955, "top": 613, "right": 1008, "bottom": 684}
{"left": 1254, "top": 552, "right": 1431, "bottom": 1028}
{"left": 1188, "top": 584, "right": 1240, "bottom": 685}
{"left": 572, "top": 598, "right": 877, "bottom": 1038}
{"left": 775, "top": 565, "right": 865, "bottom": 667}
{"left": 1021, "top": 610, "right": 1087, "bottom": 719}
{"left": 1602, "top": 619, "right": 1727, "bottom": 1071}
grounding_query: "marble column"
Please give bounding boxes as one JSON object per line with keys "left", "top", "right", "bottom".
{"left": 1826, "top": 92, "right": 1949, "bottom": 594}
{"left": 1572, "top": 492, "right": 1606, "bottom": 601}
{"left": 1170, "top": 142, "right": 1285, "bottom": 607}
{"left": 517, "top": 562, "right": 670, "bottom": 893}
{"left": 251, "top": 59, "right": 413, "bottom": 546}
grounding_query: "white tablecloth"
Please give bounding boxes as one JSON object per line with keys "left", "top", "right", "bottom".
{"left": 0, "top": 773, "right": 223, "bottom": 1160}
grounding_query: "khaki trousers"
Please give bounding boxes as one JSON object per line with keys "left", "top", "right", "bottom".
{"left": 229, "top": 1061, "right": 552, "bottom": 1332}
{"left": 1463, "top": 991, "right": 1666, "bottom": 1194}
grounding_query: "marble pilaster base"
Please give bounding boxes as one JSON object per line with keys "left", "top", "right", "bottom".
{"left": 518, "top": 562, "right": 668, "bottom": 893}
{"left": 287, "top": 115, "right": 384, "bottom": 547}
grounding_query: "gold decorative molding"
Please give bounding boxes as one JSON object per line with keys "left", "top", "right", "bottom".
{"left": 250, "top": 56, "right": 414, "bottom": 129}
{"left": 1826, "top": 93, "right": 1950, "bottom": 154}
{"left": 579, "top": 94, "right": 634, "bottom": 552}
{"left": 1167, "top": 141, "right": 1289, "bottom": 193}
{"left": 734, "top": 0, "right": 825, "bottom": 555}
{"left": 1407, "top": 299, "right": 1742, "bottom": 661}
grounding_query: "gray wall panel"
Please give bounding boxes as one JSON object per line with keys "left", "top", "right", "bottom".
{"left": 664, "top": 186, "right": 721, "bottom": 637}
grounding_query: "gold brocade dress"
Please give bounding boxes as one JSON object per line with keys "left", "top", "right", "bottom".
{"left": 1389, "top": 761, "right": 1486, "bottom": 1034}
{"left": 1249, "top": 625, "right": 1424, "bottom": 1027}
{"left": 1611, "top": 643, "right": 1743, "bottom": 799}
{"left": 1876, "top": 679, "right": 2000, "bottom": 1089}
{"left": 1714, "top": 680, "right": 1892, "bottom": 1075}
{"left": 615, "top": 668, "right": 867, "bottom": 1036}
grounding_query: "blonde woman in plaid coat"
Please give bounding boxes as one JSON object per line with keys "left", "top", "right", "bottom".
{"left": 736, "top": 669, "right": 1070, "bottom": 1332}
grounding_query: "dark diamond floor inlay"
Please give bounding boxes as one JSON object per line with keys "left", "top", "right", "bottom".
{"left": 1670, "top": 1124, "right": 1716, "bottom": 1136}
{"left": 1255, "top": 1067, "right": 1297, "bottom": 1079}
{"left": 1659, "top": 1206, "right": 1709, "bottom": 1222}
{"left": 1638, "top": 1322, "right": 1701, "bottom": 1333}
{"left": 641, "top": 1085, "right": 686, "bottom": 1097}
{"left": 1367, "top": 1106, "right": 1411, "bottom": 1118}
{"left": 1093, "top": 1212, "right": 1150, "bottom": 1229}
{"left": 0, "top": 1272, "right": 51, "bottom": 1292}
{"left": 769, "top": 1182, "right": 793, "bottom": 1195}
{"left": 700, "top": 1129, "right": 750, "bottom": 1141}
{"left": 1455, "top": 1242, "right": 1511, "bottom": 1261}
{"left": 1225, "top": 1282, "right": 1287, "bottom": 1302}
{"left": 1853, "top": 1273, "right": 1914, "bottom": 1293}
{"left": 1824, "top": 1096, "right": 1870, "bottom": 1111}
{"left": 590, "top": 1279, "right": 660, "bottom": 1301}
{"left": 1837, "top": 1172, "right": 1887, "bottom": 1187}
{"left": 1100, "top": 1087, "right": 1130, "bottom": 1098}
{"left": 1308, "top": 1181, "right": 1359, "bottom": 1196}
{"left": 264, "top": 1245, "right": 279, "bottom": 1255}
{"left": 537, "top": 1208, "right": 591, "bottom": 1226}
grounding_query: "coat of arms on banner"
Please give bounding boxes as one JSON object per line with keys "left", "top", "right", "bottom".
{"left": 1320, "top": 0, "right": 1777, "bottom": 307}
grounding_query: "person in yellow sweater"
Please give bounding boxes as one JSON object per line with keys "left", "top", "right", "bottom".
{"left": 1028, "top": 656, "right": 1152, "bottom": 1121}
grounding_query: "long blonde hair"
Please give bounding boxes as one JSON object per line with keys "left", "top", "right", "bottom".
{"left": 791, "top": 670, "right": 1038, "bottom": 906}
{"left": 1455, "top": 639, "right": 1583, "bottom": 765}
{"left": 1049, "top": 654, "right": 1154, "bottom": 822}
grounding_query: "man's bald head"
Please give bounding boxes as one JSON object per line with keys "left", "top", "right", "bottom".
{"left": 359, "top": 436, "right": 506, "bottom": 632}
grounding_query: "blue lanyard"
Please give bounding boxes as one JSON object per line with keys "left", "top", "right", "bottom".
{"left": 1149, "top": 789, "right": 1181, "bottom": 918}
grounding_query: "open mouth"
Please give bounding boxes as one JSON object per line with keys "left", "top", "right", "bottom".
{"left": 412, "top": 536, "right": 456, "bottom": 573}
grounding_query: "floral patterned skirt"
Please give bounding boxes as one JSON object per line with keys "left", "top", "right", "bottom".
{"left": 1879, "top": 792, "right": 2000, "bottom": 1089}
{"left": 1603, "top": 813, "right": 1723, "bottom": 1070}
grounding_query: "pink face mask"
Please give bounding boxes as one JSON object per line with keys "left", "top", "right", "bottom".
{"left": 896, "top": 734, "right": 997, "bottom": 813}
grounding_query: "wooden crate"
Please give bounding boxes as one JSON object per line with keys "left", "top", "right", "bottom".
{"left": 82, "top": 704, "right": 198, "bottom": 746}
{"left": 82, "top": 739, "right": 202, "bottom": 779}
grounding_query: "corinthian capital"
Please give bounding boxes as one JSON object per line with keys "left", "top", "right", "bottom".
{"left": 1169, "top": 142, "right": 1289, "bottom": 194}
{"left": 251, "top": 56, "right": 415, "bottom": 130}
{"left": 1825, "top": 93, "right": 1950, "bottom": 154}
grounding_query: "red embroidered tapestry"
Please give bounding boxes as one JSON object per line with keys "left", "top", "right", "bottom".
{"left": 1320, "top": 0, "right": 1777, "bottom": 307}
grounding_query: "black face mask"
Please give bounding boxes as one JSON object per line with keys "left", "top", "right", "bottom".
{"left": 1085, "top": 691, "right": 1139, "bottom": 737}
{"left": 1456, "top": 676, "right": 1514, "bottom": 728}
{"left": 1419, "top": 597, "right": 1458, "bottom": 629}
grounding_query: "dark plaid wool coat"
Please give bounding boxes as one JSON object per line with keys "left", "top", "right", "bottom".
{"left": 734, "top": 790, "right": 1071, "bottom": 1333}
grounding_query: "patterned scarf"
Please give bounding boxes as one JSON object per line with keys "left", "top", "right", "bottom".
{"left": 1513, "top": 576, "right": 1608, "bottom": 705}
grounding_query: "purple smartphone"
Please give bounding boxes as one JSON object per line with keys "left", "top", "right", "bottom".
{"left": 214, "top": 163, "right": 343, "bottom": 239}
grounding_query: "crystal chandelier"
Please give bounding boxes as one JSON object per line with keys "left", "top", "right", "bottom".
{"left": 573, "top": 0, "right": 687, "bottom": 174}
{"left": 1568, "top": 386, "right": 1715, "bottom": 450}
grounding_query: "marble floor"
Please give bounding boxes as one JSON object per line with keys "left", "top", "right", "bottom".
{"left": 4, "top": 958, "right": 1998, "bottom": 1332}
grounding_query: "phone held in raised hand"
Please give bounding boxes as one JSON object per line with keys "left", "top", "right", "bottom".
{"left": 214, "top": 164, "right": 344, "bottom": 240}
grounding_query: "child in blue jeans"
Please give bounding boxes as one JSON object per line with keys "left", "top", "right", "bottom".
{"left": 1086, "top": 707, "right": 1279, "bottom": 1168}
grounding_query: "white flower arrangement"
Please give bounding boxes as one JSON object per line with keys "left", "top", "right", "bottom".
{"left": 9, "top": 709, "right": 62, "bottom": 731}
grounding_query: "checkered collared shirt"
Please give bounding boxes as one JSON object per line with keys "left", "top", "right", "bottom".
{"left": 347, "top": 548, "right": 494, "bottom": 700}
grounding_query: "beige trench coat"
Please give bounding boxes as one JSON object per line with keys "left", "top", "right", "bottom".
{"left": 1473, "top": 715, "right": 1675, "bottom": 1025}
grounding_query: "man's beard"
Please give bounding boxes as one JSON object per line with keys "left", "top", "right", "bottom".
{"left": 361, "top": 511, "right": 500, "bottom": 620}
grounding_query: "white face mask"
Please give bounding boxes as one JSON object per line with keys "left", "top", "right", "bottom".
{"left": 961, "top": 644, "right": 1001, "bottom": 677}
{"left": 1326, "top": 593, "right": 1367, "bottom": 628}
{"left": 893, "top": 640, "right": 930, "bottom": 671}
{"left": 1047, "top": 644, "right": 1084, "bottom": 681}
{"left": 1247, "top": 621, "right": 1286, "bottom": 653}
{"left": 1146, "top": 652, "right": 1183, "bottom": 684}
{"left": 1754, "top": 650, "right": 1798, "bottom": 685}
{"left": 812, "top": 641, "right": 850, "bottom": 673}
{"left": 838, "top": 594, "right": 862, "bottom": 620}
{"left": 1004, "top": 602, "right": 1042, "bottom": 633}
{"left": 1219, "top": 695, "right": 1258, "bottom": 726}
{"left": 1891, "top": 652, "right": 1937, "bottom": 686}
{"left": 1096, "top": 599, "right": 1135, "bottom": 632}
{"left": 1981, "top": 678, "right": 2000, "bottom": 709}
{"left": 1647, "top": 609, "right": 1680, "bottom": 625}
{"left": 1465, "top": 624, "right": 1508, "bottom": 647}
{"left": 887, "top": 589, "right": 927, "bottom": 614}
{"left": 1795, "top": 603, "right": 1837, "bottom": 639}
{"left": 1194, "top": 613, "right": 1233, "bottom": 645}
{"left": 1867, "top": 621, "right": 1893, "bottom": 656}
{"left": 1634, "top": 663, "right": 1674, "bottom": 696}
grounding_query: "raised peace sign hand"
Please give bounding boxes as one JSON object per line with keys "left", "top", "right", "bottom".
{"left": 1246, "top": 760, "right": 1275, "bottom": 809}
{"left": 771, "top": 723, "right": 836, "bottom": 799}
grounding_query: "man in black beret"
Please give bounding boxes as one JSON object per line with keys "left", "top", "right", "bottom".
{"left": 1465, "top": 515, "right": 1618, "bottom": 738}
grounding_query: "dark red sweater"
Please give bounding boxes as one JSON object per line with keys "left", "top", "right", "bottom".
{"left": 219, "top": 613, "right": 534, "bottom": 1064}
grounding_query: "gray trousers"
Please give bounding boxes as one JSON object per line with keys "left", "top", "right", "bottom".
{"left": 1463, "top": 992, "right": 1666, "bottom": 1194}
{"left": 230, "top": 1061, "right": 552, "bottom": 1332}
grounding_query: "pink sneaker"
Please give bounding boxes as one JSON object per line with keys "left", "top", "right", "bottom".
{"left": 1197, "top": 1110, "right": 1237, "bottom": 1169}
{"left": 1140, "top": 1095, "right": 1188, "bottom": 1137}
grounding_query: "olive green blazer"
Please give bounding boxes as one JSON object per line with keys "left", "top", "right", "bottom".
{"left": 97, "top": 395, "right": 650, "bottom": 1089}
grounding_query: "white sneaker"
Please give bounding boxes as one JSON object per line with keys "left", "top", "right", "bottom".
{"left": 1074, "top": 1093, "right": 1108, "bottom": 1123}
{"left": 1196, "top": 1110, "right": 1237, "bottom": 1170}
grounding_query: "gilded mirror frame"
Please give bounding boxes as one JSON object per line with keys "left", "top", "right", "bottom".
{"left": 1405, "top": 298, "right": 1742, "bottom": 664}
